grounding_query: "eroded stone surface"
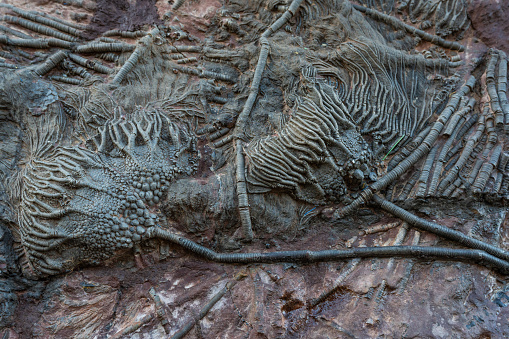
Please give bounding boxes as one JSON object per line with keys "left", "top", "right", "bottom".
{"left": 10, "top": 208, "right": 509, "bottom": 338}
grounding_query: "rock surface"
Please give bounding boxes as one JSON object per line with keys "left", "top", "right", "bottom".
{"left": 9, "top": 205, "right": 509, "bottom": 338}
{"left": 468, "top": 0, "right": 509, "bottom": 53}
{"left": 1, "top": 0, "right": 509, "bottom": 338}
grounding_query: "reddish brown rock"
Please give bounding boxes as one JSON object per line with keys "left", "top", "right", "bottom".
{"left": 468, "top": 0, "right": 509, "bottom": 53}
{"left": 5, "top": 206, "right": 509, "bottom": 338}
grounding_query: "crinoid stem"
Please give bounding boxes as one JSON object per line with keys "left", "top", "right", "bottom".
{"left": 45, "top": 38, "right": 73, "bottom": 49}
{"left": 335, "top": 76, "right": 476, "bottom": 218}
{"left": 208, "top": 127, "right": 230, "bottom": 141}
{"left": 171, "top": 273, "right": 244, "bottom": 339}
{"left": 374, "top": 222, "right": 410, "bottom": 305}
{"left": 69, "top": 53, "right": 112, "bottom": 74}
{"left": 309, "top": 258, "right": 361, "bottom": 307}
{"left": 0, "top": 62, "right": 22, "bottom": 69}
{"left": 171, "top": 0, "right": 187, "bottom": 11}
{"left": 499, "top": 151, "right": 509, "bottom": 172}
{"left": 99, "top": 36, "right": 120, "bottom": 43}
{"left": 212, "top": 134, "right": 234, "bottom": 148}
{"left": 429, "top": 107, "right": 471, "bottom": 196}
{"left": 48, "top": 0, "right": 96, "bottom": 10}
{"left": 96, "top": 53, "right": 119, "bottom": 62}
{"left": 167, "top": 45, "right": 202, "bottom": 53}
{"left": 110, "top": 314, "right": 153, "bottom": 339}
{"left": 415, "top": 144, "right": 439, "bottom": 197}
{"left": 76, "top": 42, "right": 135, "bottom": 53}
{"left": 103, "top": 29, "right": 147, "bottom": 38}
{"left": 33, "top": 50, "right": 67, "bottom": 76}
{"left": 467, "top": 110, "right": 497, "bottom": 185}
{"left": 444, "top": 113, "right": 479, "bottom": 164}
{"left": 486, "top": 50, "right": 504, "bottom": 126}
{"left": 444, "top": 98, "right": 475, "bottom": 136}
{"left": 149, "top": 287, "right": 171, "bottom": 334}
{"left": 35, "top": 9, "right": 86, "bottom": 31}
{"left": 372, "top": 194, "right": 509, "bottom": 263}
{"left": 387, "top": 125, "right": 431, "bottom": 171}
{"left": 351, "top": 3, "right": 464, "bottom": 51}
{"left": 493, "top": 171, "right": 504, "bottom": 194}
{"left": 2, "top": 15, "right": 77, "bottom": 42}
{"left": 113, "top": 27, "right": 159, "bottom": 84}
{"left": 48, "top": 75, "right": 82, "bottom": 85}
{"left": 497, "top": 51, "right": 509, "bottom": 130}
{"left": 148, "top": 228, "right": 509, "bottom": 273}
{"left": 170, "top": 64, "right": 234, "bottom": 82}
{"left": 61, "top": 59, "right": 92, "bottom": 79}
{"left": 236, "top": 139, "right": 254, "bottom": 241}
{"left": 472, "top": 144, "right": 502, "bottom": 193}
{"left": 398, "top": 170, "right": 420, "bottom": 200}
{"left": 397, "top": 230, "right": 421, "bottom": 295}
{"left": 233, "top": 0, "right": 304, "bottom": 241}
{"left": 0, "top": 35, "right": 51, "bottom": 49}
{"left": 261, "top": 0, "right": 305, "bottom": 38}
{"left": 500, "top": 160, "right": 509, "bottom": 196}
{"left": 0, "top": 24, "right": 33, "bottom": 39}
{"left": 234, "top": 37, "right": 270, "bottom": 134}
{"left": 209, "top": 95, "right": 228, "bottom": 104}
{"left": 176, "top": 56, "right": 198, "bottom": 64}
{"left": 0, "top": 4, "right": 82, "bottom": 37}
{"left": 167, "top": 53, "right": 185, "bottom": 60}
{"left": 437, "top": 113, "right": 486, "bottom": 194}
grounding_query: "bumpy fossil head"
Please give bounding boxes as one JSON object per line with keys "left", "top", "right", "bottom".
{"left": 245, "top": 65, "right": 374, "bottom": 205}
{"left": 17, "top": 108, "right": 198, "bottom": 277}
